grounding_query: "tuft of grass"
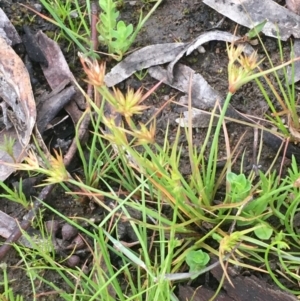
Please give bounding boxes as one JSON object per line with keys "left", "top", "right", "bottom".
{"left": 253, "top": 30, "right": 300, "bottom": 141}
{"left": 0, "top": 263, "right": 24, "bottom": 301}
{"left": 97, "top": 0, "right": 163, "bottom": 60}
{"left": 0, "top": 178, "right": 30, "bottom": 208}
{"left": 36, "top": 0, "right": 92, "bottom": 53}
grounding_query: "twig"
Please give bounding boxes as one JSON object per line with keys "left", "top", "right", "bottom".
{"left": 91, "top": 2, "right": 99, "bottom": 54}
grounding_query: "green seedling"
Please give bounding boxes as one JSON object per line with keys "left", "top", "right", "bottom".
{"left": 185, "top": 250, "right": 210, "bottom": 279}
{"left": 247, "top": 19, "right": 267, "bottom": 40}
{"left": 0, "top": 135, "right": 17, "bottom": 162}
{"left": 227, "top": 172, "right": 251, "bottom": 203}
{"left": 134, "top": 69, "right": 148, "bottom": 81}
{"left": 254, "top": 222, "right": 273, "bottom": 240}
{"left": 0, "top": 178, "right": 29, "bottom": 208}
{"left": 38, "top": 0, "right": 163, "bottom": 60}
{"left": 242, "top": 171, "right": 285, "bottom": 223}
{"left": 98, "top": 0, "right": 163, "bottom": 60}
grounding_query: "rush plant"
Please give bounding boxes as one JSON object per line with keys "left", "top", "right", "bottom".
{"left": 254, "top": 35, "right": 300, "bottom": 141}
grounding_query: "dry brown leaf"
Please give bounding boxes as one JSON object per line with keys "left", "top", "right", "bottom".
{"left": 35, "top": 31, "right": 85, "bottom": 124}
{"left": 0, "top": 37, "right": 36, "bottom": 180}
{"left": 104, "top": 43, "right": 187, "bottom": 87}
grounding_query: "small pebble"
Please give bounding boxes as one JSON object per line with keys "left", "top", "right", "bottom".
{"left": 66, "top": 255, "right": 80, "bottom": 268}
{"left": 163, "top": 95, "right": 170, "bottom": 101}
{"left": 70, "top": 11, "right": 79, "bottom": 18}
{"left": 72, "top": 235, "right": 85, "bottom": 248}
{"left": 33, "top": 3, "right": 42, "bottom": 12}
{"left": 44, "top": 220, "right": 60, "bottom": 236}
{"left": 197, "top": 46, "right": 205, "bottom": 53}
{"left": 66, "top": 235, "right": 85, "bottom": 250}
{"left": 61, "top": 224, "right": 78, "bottom": 241}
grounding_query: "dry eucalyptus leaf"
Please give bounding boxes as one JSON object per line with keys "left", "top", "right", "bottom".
{"left": 167, "top": 31, "right": 255, "bottom": 82}
{"left": 35, "top": 31, "right": 86, "bottom": 124}
{"left": 149, "top": 64, "right": 222, "bottom": 110}
{"left": 0, "top": 37, "right": 36, "bottom": 180}
{"left": 286, "top": 0, "right": 300, "bottom": 14}
{"left": 185, "top": 31, "right": 255, "bottom": 57}
{"left": 36, "top": 31, "right": 76, "bottom": 90}
{"left": 203, "top": 0, "right": 300, "bottom": 41}
{"left": 149, "top": 64, "right": 223, "bottom": 128}
{"left": 104, "top": 43, "right": 187, "bottom": 87}
{"left": 149, "top": 64, "right": 245, "bottom": 128}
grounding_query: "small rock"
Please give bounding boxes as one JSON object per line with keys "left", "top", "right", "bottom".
{"left": 44, "top": 220, "right": 60, "bottom": 236}
{"left": 33, "top": 3, "right": 42, "bottom": 12}
{"left": 61, "top": 224, "right": 78, "bottom": 241}
{"left": 163, "top": 95, "right": 170, "bottom": 101}
{"left": 70, "top": 11, "right": 79, "bottom": 18}
{"left": 66, "top": 255, "right": 80, "bottom": 268}
{"left": 65, "top": 235, "right": 86, "bottom": 250}
{"left": 197, "top": 46, "right": 205, "bottom": 53}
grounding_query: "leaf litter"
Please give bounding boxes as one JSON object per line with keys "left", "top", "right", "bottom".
{"left": 105, "top": 29, "right": 256, "bottom": 128}
{"left": 0, "top": 8, "right": 85, "bottom": 244}
{"left": 204, "top": 0, "right": 300, "bottom": 41}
